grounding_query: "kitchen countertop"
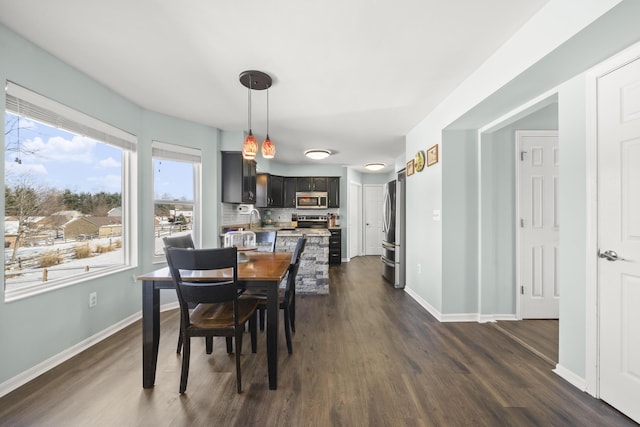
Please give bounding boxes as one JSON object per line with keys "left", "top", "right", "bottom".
{"left": 220, "top": 225, "right": 337, "bottom": 237}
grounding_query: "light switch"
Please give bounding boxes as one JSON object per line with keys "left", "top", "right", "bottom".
{"left": 433, "top": 210, "right": 441, "bottom": 221}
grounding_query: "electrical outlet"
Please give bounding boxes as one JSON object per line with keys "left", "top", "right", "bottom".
{"left": 417, "top": 264, "right": 422, "bottom": 274}
{"left": 89, "top": 292, "right": 97, "bottom": 308}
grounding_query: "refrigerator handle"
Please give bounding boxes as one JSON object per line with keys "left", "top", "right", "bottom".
{"left": 382, "top": 189, "right": 390, "bottom": 233}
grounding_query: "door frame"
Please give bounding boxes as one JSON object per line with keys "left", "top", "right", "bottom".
{"left": 348, "top": 181, "right": 362, "bottom": 259}
{"left": 585, "top": 40, "right": 640, "bottom": 399}
{"left": 363, "top": 184, "right": 383, "bottom": 256}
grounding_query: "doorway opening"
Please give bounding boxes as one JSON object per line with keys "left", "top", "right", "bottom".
{"left": 478, "top": 94, "right": 559, "bottom": 360}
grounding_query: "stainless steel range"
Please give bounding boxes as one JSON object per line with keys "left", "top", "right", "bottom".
{"left": 296, "top": 215, "right": 328, "bottom": 229}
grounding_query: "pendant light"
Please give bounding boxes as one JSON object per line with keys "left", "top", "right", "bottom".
{"left": 239, "top": 70, "right": 272, "bottom": 160}
{"left": 261, "top": 88, "right": 275, "bottom": 159}
{"left": 241, "top": 75, "right": 257, "bottom": 160}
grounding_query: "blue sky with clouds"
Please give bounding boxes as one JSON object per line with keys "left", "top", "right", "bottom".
{"left": 5, "top": 113, "right": 194, "bottom": 200}
{"left": 5, "top": 114, "right": 122, "bottom": 193}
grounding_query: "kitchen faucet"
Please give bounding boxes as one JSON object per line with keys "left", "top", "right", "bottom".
{"left": 248, "top": 208, "right": 261, "bottom": 229}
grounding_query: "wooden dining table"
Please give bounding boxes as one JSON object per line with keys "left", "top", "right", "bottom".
{"left": 138, "top": 251, "right": 292, "bottom": 390}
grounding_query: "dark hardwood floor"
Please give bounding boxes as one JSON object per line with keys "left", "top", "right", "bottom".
{"left": 493, "top": 319, "right": 559, "bottom": 365}
{"left": 0, "top": 256, "right": 635, "bottom": 426}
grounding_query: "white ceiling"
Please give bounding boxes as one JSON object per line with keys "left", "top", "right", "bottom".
{"left": 0, "top": 0, "right": 548, "bottom": 172}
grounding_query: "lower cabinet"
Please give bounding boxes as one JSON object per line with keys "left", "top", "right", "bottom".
{"left": 329, "top": 228, "right": 341, "bottom": 265}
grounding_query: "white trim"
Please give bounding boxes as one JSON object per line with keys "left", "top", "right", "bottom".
{"left": 0, "top": 301, "right": 179, "bottom": 398}
{"left": 406, "top": 285, "right": 520, "bottom": 323}
{"left": 440, "top": 313, "right": 478, "bottom": 323}
{"left": 404, "top": 286, "right": 442, "bottom": 321}
{"left": 584, "top": 40, "right": 640, "bottom": 399}
{"left": 553, "top": 364, "right": 587, "bottom": 392}
{"left": 478, "top": 314, "right": 518, "bottom": 323}
{"left": 6, "top": 81, "right": 137, "bottom": 150}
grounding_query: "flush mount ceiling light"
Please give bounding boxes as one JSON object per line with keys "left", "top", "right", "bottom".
{"left": 239, "top": 70, "right": 273, "bottom": 160}
{"left": 304, "top": 149, "right": 332, "bottom": 160}
{"left": 364, "top": 162, "right": 385, "bottom": 171}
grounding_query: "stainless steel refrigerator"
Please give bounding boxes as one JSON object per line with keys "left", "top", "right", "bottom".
{"left": 381, "top": 170, "right": 405, "bottom": 288}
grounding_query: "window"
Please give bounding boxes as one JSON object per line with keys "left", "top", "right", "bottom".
{"left": 4, "top": 81, "right": 136, "bottom": 300}
{"left": 152, "top": 141, "right": 201, "bottom": 259}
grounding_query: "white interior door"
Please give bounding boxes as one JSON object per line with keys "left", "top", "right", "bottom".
{"left": 517, "top": 130, "right": 559, "bottom": 319}
{"left": 348, "top": 181, "right": 362, "bottom": 259}
{"left": 597, "top": 55, "right": 640, "bottom": 424}
{"left": 364, "top": 185, "right": 383, "bottom": 255}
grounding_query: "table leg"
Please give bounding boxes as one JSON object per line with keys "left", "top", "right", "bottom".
{"left": 142, "top": 280, "right": 160, "bottom": 388}
{"left": 266, "top": 282, "right": 279, "bottom": 389}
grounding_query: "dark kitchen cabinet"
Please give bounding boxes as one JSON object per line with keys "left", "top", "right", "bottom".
{"left": 221, "top": 151, "right": 256, "bottom": 204}
{"left": 296, "top": 177, "right": 327, "bottom": 192}
{"left": 328, "top": 177, "right": 340, "bottom": 208}
{"left": 283, "top": 177, "right": 297, "bottom": 208}
{"left": 257, "top": 174, "right": 284, "bottom": 208}
{"left": 329, "top": 228, "right": 342, "bottom": 265}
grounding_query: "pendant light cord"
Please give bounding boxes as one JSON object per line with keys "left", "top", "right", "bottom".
{"left": 247, "top": 75, "right": 252, "bottom": 133}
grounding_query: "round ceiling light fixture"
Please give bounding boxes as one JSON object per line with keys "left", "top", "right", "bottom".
{"left": 364, "top": 162, "right": 386, "bottom": 171}
{"left": 304, "top": 149, "right": 332, "bottom": 160}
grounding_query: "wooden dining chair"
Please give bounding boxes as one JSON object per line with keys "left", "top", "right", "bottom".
{"left": 163, "top": 234, "right": 195, "bottom": 354}
{"left": 164, "top": 246, "right": 258, "bottom": 394}
{"left": 255, "top": 236, "right": 306, "bottom": 354}
{"left": 255, "top": 230, "right": 277, "bottom": 252}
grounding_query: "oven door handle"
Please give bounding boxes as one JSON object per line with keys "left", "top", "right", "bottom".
{"left": 381, "top": 255, "right": 395, "bottom": 267}
{"left": 382, "top": 241, "right": 395, "bottom": 250}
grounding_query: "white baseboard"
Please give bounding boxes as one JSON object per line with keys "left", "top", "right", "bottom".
{"left": 404, "top": 287, "right": 517, "bottom": 323}
{"left": 478, "top": 314, "right": 518, "bottom": 323}
{"left": 404, "top": 286, "right": 443, "bottom": 321}
{"left": 553, "top": 364, "right": 587, "bottom": 392}
{"left": 440, "top": 313, "right": 479, "bottom": 322}
{"left": 0, "top": 302, "right": 179, "bottom": 399}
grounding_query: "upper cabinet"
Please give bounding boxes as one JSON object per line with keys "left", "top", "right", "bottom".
{"left": 328, "top": 177, "right": 340, "bottom": 208}
{"left": 296, "top": 177, "right": 327, "bottom": 192}
{"left": 257, "top": 174, "right": 284, "bottom": 208}
{"left": 221, "top": 151, "right": 256, "bottom": 204}
{"left": 283, "top": 177, "right": 297, "bottom": 208}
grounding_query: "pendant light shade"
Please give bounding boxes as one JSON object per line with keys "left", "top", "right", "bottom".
{"left": 261, "top": 87, "right": 275, "bottom": 159}
{"left": 242, "top": 131, "right": 258, "bottom": 160}
{"left": 239, "top": 70, "right": 273, "bottom": 160}
{"left": 261, "top": 136, "right": 275, "bottom": 159}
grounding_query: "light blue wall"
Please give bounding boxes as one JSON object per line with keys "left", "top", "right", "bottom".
{"left": 0, "top": 23, "right": 220, "bottom": 385}
{"left": 557, "top": 75, "right": 587, "bottom": 377}
{"left": 441, "top": 130, "right": 478, "bottom": 314}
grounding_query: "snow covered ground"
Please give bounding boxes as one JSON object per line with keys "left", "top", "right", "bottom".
{"left": 4, "top": 238, "right": 123, "bottom": 292}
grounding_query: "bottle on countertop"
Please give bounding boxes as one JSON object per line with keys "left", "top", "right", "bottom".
{"left": 291, "top": 213, "right": 298, "bottom": 228}
{"left": 328, "top": 213, "right": 335, "bottom": 228}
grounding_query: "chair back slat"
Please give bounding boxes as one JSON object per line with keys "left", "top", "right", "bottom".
{"left": 165, "top": 246, "right": 239, "bottom": 307}
{"left": 255, "top": 231, "right": 277, "bottom": 252}
{"left": 162, "top": 234, "right": 195, "bottom": 249}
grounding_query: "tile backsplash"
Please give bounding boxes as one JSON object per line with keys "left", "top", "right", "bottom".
{"left": 221, "top": 203, "right": 341, "bottom": 226}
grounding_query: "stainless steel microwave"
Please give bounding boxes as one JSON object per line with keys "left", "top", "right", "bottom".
{"left": 296, "top": 192, "right": 328, "bottom": 209}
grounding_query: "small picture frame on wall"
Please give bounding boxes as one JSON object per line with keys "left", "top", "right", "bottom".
{"left": 406, "top": 159, "right": 415, "bottom": 176}
{"left": 427, "top": 144, "right": 439, "bottom": 167}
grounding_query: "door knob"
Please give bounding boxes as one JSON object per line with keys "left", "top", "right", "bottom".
{"left": 598, "top": 249, "right": 626, "bottom": 262}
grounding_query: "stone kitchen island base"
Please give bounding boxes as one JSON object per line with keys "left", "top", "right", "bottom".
{"left": 275, "top": 229, "right": 329, "bottom": 295}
